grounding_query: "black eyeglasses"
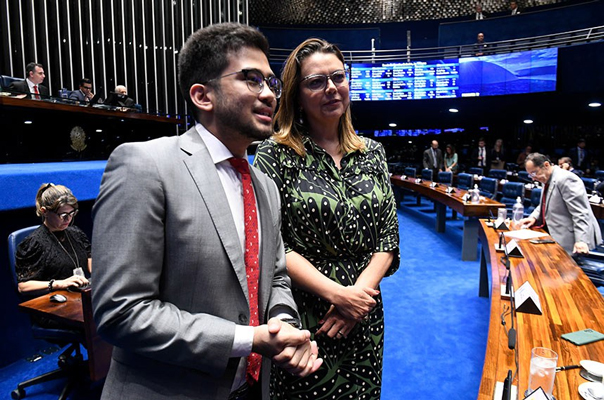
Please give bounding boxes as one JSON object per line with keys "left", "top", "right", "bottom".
{"left": 201, "top": 69, "right": 282, "bottom": 99}
{"left": 53, "top": 209, "right": 78, "bottom": 221}
{"left": 300, "top": 69, "right": 348, "bottom": 92}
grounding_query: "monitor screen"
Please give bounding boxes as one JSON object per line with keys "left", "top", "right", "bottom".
{"left": 350, "top": 48, "right": 557, "bottom": 101}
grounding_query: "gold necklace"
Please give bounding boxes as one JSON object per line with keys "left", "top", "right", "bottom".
{"left": 52, "top": 229, "right": 80, "bottom": 271}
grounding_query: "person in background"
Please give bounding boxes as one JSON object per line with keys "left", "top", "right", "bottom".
{"left": 519, "top": 153, "right": 601, "bottom": 254}
{"left": 444, "top": 144, "right": 459, "bottom": 173}
{"left": 8, "top": 62, "right": 49, "bottom": 99}
{"left": 423, "top": 139, "right": 444, "bottom": 178}
{"left": 69, "top": 78, "right": 100, "bottom": 104}
{"left": 92, "top": 23, "right": 321, "bottom": 400}
{"left": 569, "top": 138, "right": 590, "bottom": 174}
{"left": 516, "top": 145, "right": 532, "bottom": 169}
{"left": 16, "top": 183, "right": 90, "bottom": 310}
{"left": 472, "top": 137, "right": 489, "bottom": 173}
{"left": 473, "top": 3, "right": 488, "bottom": 20}
{"left": 510, "top": 0, "right": 521, "bottom": 15}
{"left": 254, "top": 37, "right": 399, "bottom": 400}
{"left": 474, "top": 32, "right": 488, "bottom": 56}
{"left": 105, "top": 84, "right": 135, "bottom": 108}
{"left": 490, "top": 138, "right": 506, "bottom": 170}
{"left": 558, "top": 156, "right": 583, "bottom": 176}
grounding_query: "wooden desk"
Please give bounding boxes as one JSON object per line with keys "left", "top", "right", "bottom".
{"left": 478, "top": 221, "right": 604, "bottom": 400}
{"left": 18, "top": 289, "right": 112, "bottom": 381}
{"left": 391, "top": 175, "right": 505, "bottom": 260}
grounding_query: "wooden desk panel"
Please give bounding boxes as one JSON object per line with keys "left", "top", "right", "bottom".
{"left": 18, "top": 289, "right": 112, "bottom": 381}
{"left": 478, "top": 221, "right": 604, "bottom": 400}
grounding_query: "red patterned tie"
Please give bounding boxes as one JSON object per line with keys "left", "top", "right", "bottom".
{"left": 33, "top": 85, "right": 40, "bottom": 100}
{"left": 534, "top": 183, "right": 549, "bottom": 229}
{"left": 228, "top": 157, "right": 262, "bottom": 385}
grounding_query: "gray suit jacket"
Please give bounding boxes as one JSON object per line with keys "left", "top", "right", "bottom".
{"left": 422, "top": 147, "right": 443, "bottom": 170}
{"left": 92, "top": 127, "right": 298, "bottom": 399}
{"left": 529, "top": 166, "right": 602, "bottom": 253}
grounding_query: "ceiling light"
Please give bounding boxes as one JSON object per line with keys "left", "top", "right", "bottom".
{"left": 389, "top": 123, "right": 397, "bottom": 127}
{"left": 523, "top": 119, "right": 533, "bottom": 124}
{"left": 24, "top": 120, "right": 32, "bottom": 124}
{"left": 449, "top": 108, "right": 459, "bottom": 113}
{"left": 588, "top": 102, "right": 601, "bottom": 108}
{"left": 96, "top": 129, "right": 103, "bottom": 132}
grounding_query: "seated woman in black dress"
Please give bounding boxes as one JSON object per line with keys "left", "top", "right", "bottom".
{"left": 16, "top": 183, "right": 91, "bottom": 308}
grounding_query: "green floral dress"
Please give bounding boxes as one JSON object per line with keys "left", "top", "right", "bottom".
{"left": 254, "top": 136, "right": 400, "bottom": 400}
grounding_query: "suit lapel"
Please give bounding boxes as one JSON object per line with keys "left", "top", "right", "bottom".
{"left": 180, "top": 129, "right": 249, "bottom": 299}
{"left": 544, "top": 168, "right": 559, "bottom": 215}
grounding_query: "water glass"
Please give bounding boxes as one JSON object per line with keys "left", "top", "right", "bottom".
{"left": 527, "top": 347, "right": 558, "bottom": 399}
{"left": 497, "top": 208, "right": 507, "bottom": 221}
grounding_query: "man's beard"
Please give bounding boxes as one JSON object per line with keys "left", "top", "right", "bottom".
{"left": 214, "top": 87, "right": 274, "bottom": 141}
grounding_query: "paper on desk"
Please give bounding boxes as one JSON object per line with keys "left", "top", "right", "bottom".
{"left": 503, "top": 230, "right": 549, "bottom": 240}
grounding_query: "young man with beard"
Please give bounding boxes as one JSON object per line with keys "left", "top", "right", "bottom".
{"left": 92, "top": 23, "right": 322, "bottom": 400}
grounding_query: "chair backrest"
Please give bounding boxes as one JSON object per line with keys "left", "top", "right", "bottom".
{"left": 421, "top": 169, "right": 433, "bottom": 181}
{"left": 500, "top": 182, "right": 525, "bottom": 201}
{"left": 530, "top": 187, "right": 542, "bottom": 206}
{"left": 7, "top": 226, "right": 39, "bottom": 293}
{"left": 506, "top": 163, "right": 519, "bottom": 172}
{"left": 517, "top": 170, "right": 531, "bottom": 183}
{"left": 457, "top": 173, "right": 474, "bottom": 190}
{"left": 404, "top": 167, "right": 417, "bottom": 178}
{"left": 581, "top": 177, "right": 597, "bottom": 191}
{"left": 468, "top": 167, "right": 484, "bottom": 176}
{"left": 478, "top": 177, "right": 498, "bottom": 198}
{"left": 595, "top": 171, "right": 604, "bottom": 181}
{"left": 488, "top": 169, "right": 507, "bottom": 180}
{"left": 0, "top": 75, "right": 23, "bottom": 90}
{"left": 438, "top": 171, "right": 453, "bottom": 185}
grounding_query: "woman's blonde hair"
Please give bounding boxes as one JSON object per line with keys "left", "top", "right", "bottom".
{"left": 35, "top": 183, "right": 78, "bottom": 219}
{"left": 273, "top": 38, "right": 364, "bottom": 157}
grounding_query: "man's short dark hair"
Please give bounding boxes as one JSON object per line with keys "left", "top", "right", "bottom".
{"left": 26, "top": 62, "right": 43, "bottom": 78}
{"left": 526, "top": 152, "right": 550, "bottom": 167}
{"left": 80, "top": 78, "right": 92, "bottom": 86}
{"left": 177, "top": 23, "right": 270, "bottom": 119}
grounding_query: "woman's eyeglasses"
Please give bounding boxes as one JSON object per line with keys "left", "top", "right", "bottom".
{"left": 300, "top": 69, "right": 348, "bottom": 92}
{"left": 53, "top": 209, "right": 79, "bottom": 221}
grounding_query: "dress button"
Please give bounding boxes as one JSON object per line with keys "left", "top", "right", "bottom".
{"left": 239, "top": 314, "right": 248, "bottom": 324}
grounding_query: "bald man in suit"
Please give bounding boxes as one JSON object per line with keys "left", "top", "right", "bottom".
{"left": 92, "top": 23, "right": 321, "bottom": 400}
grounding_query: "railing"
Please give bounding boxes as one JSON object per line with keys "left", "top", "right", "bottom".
{"left": 269, "top": 25, "right": 604, "bottom": 63}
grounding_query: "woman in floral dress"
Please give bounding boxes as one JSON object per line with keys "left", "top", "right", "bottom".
{"left": 254, "top": 38, "right": 399, "bottom": 400}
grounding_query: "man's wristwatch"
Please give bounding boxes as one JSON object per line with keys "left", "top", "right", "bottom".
{"left": 280, "top": 317, "right": 302, "bottom": 329}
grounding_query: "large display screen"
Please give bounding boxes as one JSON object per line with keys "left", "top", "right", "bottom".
{"left": 350, "top": 48, "right": 557, "bottom": 101}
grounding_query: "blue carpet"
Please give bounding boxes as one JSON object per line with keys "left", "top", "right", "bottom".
{"left": 0, "top": 198, "right": 489, "bottom": 399}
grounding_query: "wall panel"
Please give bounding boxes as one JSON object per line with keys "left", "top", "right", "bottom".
{"left": 0, "top": 0, "right": 248, "bottom": 120}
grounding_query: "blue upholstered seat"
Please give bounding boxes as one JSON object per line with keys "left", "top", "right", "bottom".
{"left": 468, "top": 167, "right": 484, "bottom": 176}
{"left": 478, "top": 177, "right": 498, "bottom": 199}
{"left": 438, "top": 171, "right": 453, "bottom": 185}
{"left": 488, "top": 169, "right": 507, "bottom": 180}
{"left": 582, "top": 177, "right": 597, "bottom": 192}
{"left": 404, "top": 167, "right": 417, "bottom": 178}
{"left": 525, "top": 187, "right": 542, "bottom": 215}
{"left": 421, "top": 169, "right": 433, "bottom": 181}
{"left": 499, "top": 182, "right": 525, "bottom": 211}
{"left": 457, "top": 173, "right": 474, "bottom": 190}
{"left": 517, "top": 171, "right": 532, "bottom": 183}
{"left": 595, "top": 171, "right": 604, "bottom": 181}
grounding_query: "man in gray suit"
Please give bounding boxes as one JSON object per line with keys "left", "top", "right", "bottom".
{"left": 92, "top": 23, "right": 321, "bottom": 400}
{"left": 519, "top": 153, "right": 601, "bottom": 254}
{"left": 422, "top": 140, "right": 444, "bottom": 179}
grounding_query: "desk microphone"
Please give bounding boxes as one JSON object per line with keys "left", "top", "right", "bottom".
{"left": 502, "top": 370, "right": 512, "bottom": 400}
{"left": 508, "top": 280, "right": 516, "bottom": 350}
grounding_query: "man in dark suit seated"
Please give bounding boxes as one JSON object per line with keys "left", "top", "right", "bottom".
{"left": 473, "top": 4, "right": 488, "bottom": 20}
{"left": 69, "top": 78, "right": 102, "bottom": 104}
{"left": 8, "top": 62, "right": 50, "bottom": 99}
{"left": 92, "top": 22, "right": 322, "bottom": 400}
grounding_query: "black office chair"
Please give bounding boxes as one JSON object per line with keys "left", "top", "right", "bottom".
{"left": 8, "top": 226, "right": 86, "bottom": 400}
{"left": 437, "top": 171, "right": 453, "bottom": 186}
{"left": 0, "top": 75, "right": 23, "bottom": 91}
{"left": 478, "top": 177, "right": 498, "bottom": 199}
{"left": 457, "top": 173, "right": 474, "bottom": 190}
{"left": 525, "top": 187, "right": 542, "bottom": 215}
{"left": 488, "top": 169, "right": 507, "bottom": 180}
{"left": 499, "top": 182, "right": 525, "bottom": 212}
{"left": 468, "top": 167, "right": 484, "bottom": 176}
